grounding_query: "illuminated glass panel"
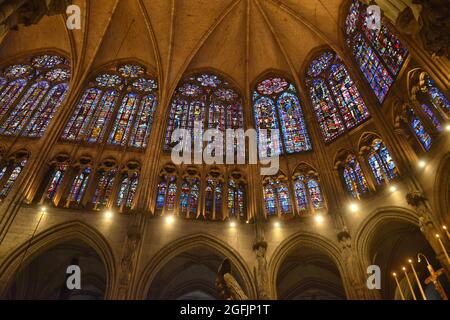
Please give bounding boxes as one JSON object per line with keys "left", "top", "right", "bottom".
{"left": 329, "top": 63, "right": 370, "bottom": 129}
{"left": 0, "top": 81, "right": 50, "bottom": 136}
{"left": 0, "top": 79, "right": 28, "bottom": 118}
{"left": 351, "top": 34, "right": 393, "bottom": 102}
{"left": 46, "top": 164, "right": 68, "bottom": 200}
{"left": 294, "top": 177, "right": 308, "bottom": 212}
{"left": 0, "top": 159, "right": 27, "bottom": 198}
{"left": 63, "top": 88, "right": 102, "bottom": 140}
{"left": 425, "top": 76, "right": 450, "bottom": 117}
{"left": 164, "top": 73, "right": 243, "bottom": 153}
{"left": 116, "top": 172, "right": 139, "bottom": 209}
{"left": 84, "top": 90, "right": 118, "bottom": 143}
{"left": 307, "top": 179, "right": 324, "bottom": 209}
{"left": 128, "top": 94, "right": 157, "bottom": 148}
{"left": 68, "top": 167, "right": 91, "bottom": 204}
{"left": 228, "top": 180, "right": 245, "bottom": 219}
{"left": 420, "top": 104, "right": 442, "bottom": 132}
{"left": 254, "top": 78, "right": 311, "bottom": 155}
{"left": 166, "top": 176, "right": 177, "bottom": 211}
{"left": 368, "top": 139, "right": 397, "bottom": 184}
{"left": 309, "top": 78, "right": 345, "bottom": 142}
{"left": 92, "top": 169, "right": 116, "bottom": 207}
{"left": 108, "top": 92, "right": 139, "bottom": 146}
{"left": 263, "top": 182, "right": 277, "bottom": 216}
{"left": 253, "top": 96, "right": 282, "bottom": 157}
{"left": 345, "top": 0, "right": 408, "bottom": 103}
{"left": 32, "top": 55, "right": 65, "bottom": 68}
{"left": 343, "top": 156, "right": 369, "bottom": 198}
{"left": 156, "top": 177, "right": 167, "bottom": 209}
{"left": 408, "top": 109, "right": 432, "bottom": 151}
{"left": 24, "top": 83, "right": 69, "bottom": 137}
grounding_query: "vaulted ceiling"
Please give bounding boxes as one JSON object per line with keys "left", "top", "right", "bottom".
{"left": 0, "top": 0, "right": 349, "bottom": 100}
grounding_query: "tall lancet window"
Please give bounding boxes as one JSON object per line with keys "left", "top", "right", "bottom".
{"left": 253, "top": 76, "right": 312, "bottom": 157}
{"left": 0, "top": 54, "right": 70, "bottom": 137}
{"left": 293, "top": 165, "right": 326, "bottom": 216}
{"left": 164, "top": 72, "right": 244, "bottom": 156}
{"left": 63, "top": 63, "right": 158, "bottom": 149}
{"left": 339, "top": 154, "right": 369, "bottom": 199}
{"left": 345, "top": 0, "right": 408, "bottom": 103}
{"left": 364, "top": 138, "right": 398, "bottom": 185}
{"left": 306, "top": 51, "right": 370, "bottom": 143}
{"left": 0, "top": 151, "right": 29, "bottom": 199}
{"left": 262, "top": 176, "right": 293, "bottom": 217}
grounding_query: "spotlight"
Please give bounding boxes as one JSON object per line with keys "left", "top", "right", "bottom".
{"left": 402, "top": 266, "right": 406, "bottom": 271}
{"left": 349, "top": 203, "right": 359, "bottom": 213}
{"left": 446, "top": 124, "right": 450, "bottom": 132}
{"left": 418, "top": 160, "right": 426, "bottom": 168}
{"left": 274, "top": 222, "right": 280, "bottom": 228}
{"left": 40, "top": 206, "right": 47, "bottom": 212}
{"left": 390, "top": 185, "right": 397, "bottom": 193}
{"left": 408, "top": 259, "right": 412, "bottom": 263}
{"left": 246, "top": 220, "right": 249, "bottom": 224}
{"left": 315, "top": 215, "right": 324, "bottom": 224}
{"left": 392, "top": 272, "right": 397, "bottom": 277}
{"left": 104, "top": 210, "right": 113, "bottom": 219}
{"left": 165, "top": 215, "right": 174, "bottom": 225}
{"left": 229, "top": 221, "right": 236, "bottom": 228}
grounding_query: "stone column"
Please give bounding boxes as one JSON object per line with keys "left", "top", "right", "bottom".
{"left": 338, "top": 229, "right": 379, "bottom": 300}
{"left": 252, "top": 241, "right": 271, "bottom": 300}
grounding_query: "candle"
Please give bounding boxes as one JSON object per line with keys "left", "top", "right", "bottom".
{"left": 408, "top": 259, "right": 427, "bottom": 300}
{"left": 402, "top": 267, "right": 417, "bottom": 300}
{"left": 393, "top": 273, "right": 406, "bottom": 300}
{"left": 436, "top": 234, "right": 450, "bottom": 265}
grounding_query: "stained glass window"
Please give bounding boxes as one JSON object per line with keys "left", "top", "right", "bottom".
{"left": 0, "top": 54, "right": 70, "bottom": 138}
{"left": 345, "top": 0, "right": 408, "bottom": 103}
{"left": 116, "top": 172, "right": 139, "bottom": 209}
{"left": 367, "top": 139, "right": 398, "bottom": 184}
{"left": 156, "top": 175, "right": 177, "bottom": 212}
{"left": 108, "top": 93, "right": 139, "bottom": 146}
{"left": 0, "top": 81, "right": 50, "bottom": 136}
{"left": 407, "top": 109, "right": 432, "bottom": 151}
{"left": 228, "top": 179, "right": 245, "bottom": 219}
{"left": 63, "top": 64, "right": 158, "bottom": 149}
{"left": 253, "top": 77, "right": 311, "bottom": 156}
{"left": 46, "top": 164, "right": 68, "bottom": 201}
{"left": 24, "top": 83, "right": 69, "bottom": 137}
{"left": 0, "top": 79, "right": 28, "bottom": 118}
{"left": 307, "top": 52, "right": 370, "bottom": 143}
{"left": 308, "top": 179, "right": 324, "bottom": 210}
{"left": 128, "top": 94, "right": 157, "bottom": 148}
{"left": 63, "top": 88, "right": 102, "bottom": 140}
{"left": 294, "top": 175, "right": 325, "bottom": 214}
{"left": 343, "top": 155, "right": 369, "bottom": 198}
{"left": 294, "top": 177, "right": 308, "bottom": 212}
{"left": 420, "top": 104, "right": 442, "bottom": 132}
{"left": 164, "top": 72, "right": 244, "bottom": 154}
{"left": 263, "top": 178, "right": 292, "bottom": 216}
{"left": 166, "top": 176, "right": 177, "bottom": 211}
{"left": 86, "top": 90, "right": 118, "bottom": 143}
{"left": 68, "top": 167, "right": 91, "bottom": 204}
{"left": 156, "top": 177, "right": 167, "bottom": 209}
{"left": 92, "top": 169, "right": 117, "bottom": 208}
{"left": 32, "top": 55, "right": 65, "bottom": 68}
{"left": 424, "top": 76, "right": 450, "bottom": 117}
{"left": 204, "top": 178, "right": 223, "bottom": 220}
{"left": 0, "top": 77, "right": 6, "bottom": 91}
{"left": 179, "top": 177, "right": 200, "bottom": 217}
{"left": 0, "top": 159, "right": 27, "bottom": 198}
